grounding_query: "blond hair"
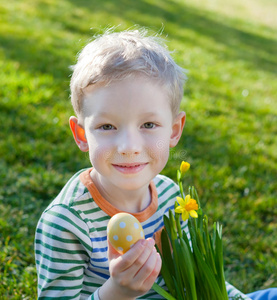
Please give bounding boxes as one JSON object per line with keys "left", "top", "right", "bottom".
{"left": 70, "top": 29, "right": 187, "bottom": 117}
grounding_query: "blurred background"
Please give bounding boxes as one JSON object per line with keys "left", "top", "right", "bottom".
{"left": 0, "top": 0, "right": 276, "bottom": 298}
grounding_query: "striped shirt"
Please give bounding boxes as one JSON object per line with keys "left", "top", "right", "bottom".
{"left": 35, "top": 168, "right": 250, "bottom": 299}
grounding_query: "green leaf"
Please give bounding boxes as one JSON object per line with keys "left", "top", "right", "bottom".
{"left": 159, "top": 229, "right": 176, "bottom": 295}
{"left": 179, "top": 239, "right": 198, "bottom": 300}
{"left": 178, "top": 181, "right": 185, "bottom": 199}
{"left": 196, "top": 227, "right": 206, "bottom": 256}
{"left": 174, "top": 203, "right": 182, "bottom": 239}
{"left": 169, "top": 209, "right": 178, "bottom": 241}
{"left": 177, "top": 170, "right": 181, "bottom": 182}
{"left": 163, "top": 214, "right": 172, "bottom": 242}
{"left": 191, "top": 186, "right": 201, "bottom": 209}
{"left": 193, "top": 245, "right": 228, "bottom": 299}
{"left": 214, "top": 223, "right": 229, "bottom": 299}
{"left": 197, "top": 208, "right": 203, "bottom": 230}
{"left": 173, "top": 276, "right": 184, "bottom": 300}
{"left": 203, "top": 217, "right": 217, "bottom": 275}
{"left": 152, "top": 282, "right": 177, "bottom": 300}
{"left": 172, "top": 240, "right": 185, "bottom": 299}
{"left": 188, "top": 186, "right": 192, "bottom": 198}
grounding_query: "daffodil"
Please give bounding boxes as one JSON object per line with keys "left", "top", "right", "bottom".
{"left": 156, "top": 162, "right": 229, "bottom": 300}
{"left": 180, "top": 161, "right": 190, "bottom": 176}
{"left": 175, "top": 195, "right": 198, "bottom": 221}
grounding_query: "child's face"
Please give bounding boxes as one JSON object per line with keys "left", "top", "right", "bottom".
{"left": 72, "top": 76, "right": 185, "bottom": 192}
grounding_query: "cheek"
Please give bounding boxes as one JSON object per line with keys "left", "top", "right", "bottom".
{"left": 90, "top": 146, "right": 113, "bottom": 162}
{"left": 147, "top": 138, "right": 170, "bottom": 161}
{"left": 87, "top": 138, "right": 114, "bottom": 165}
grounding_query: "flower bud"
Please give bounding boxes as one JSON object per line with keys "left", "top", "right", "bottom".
{"left": 180, "top": 161, "right": 190, "bottom": 176}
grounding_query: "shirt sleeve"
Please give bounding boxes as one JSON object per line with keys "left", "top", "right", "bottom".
{"left": 226, "top": 281, "right": 252, "bottom": 300}
{"left": 35, "top": 204, "right": 95, "bottom": 299}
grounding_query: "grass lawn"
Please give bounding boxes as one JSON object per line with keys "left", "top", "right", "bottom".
{"left": 0, "top": 0, "right": 276, "bottom": 298}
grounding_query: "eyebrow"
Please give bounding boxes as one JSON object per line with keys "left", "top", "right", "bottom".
{"left": 93, "top": 111, "right": 115, "bottom": 118}
{"left": 142, "top": 112, "right": 161, "bottom": 117}
{"left": 93, "top": 111, "right": 162, "bottom": 119}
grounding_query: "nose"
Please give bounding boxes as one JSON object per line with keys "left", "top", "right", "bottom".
{"left": 117, "top": 129, "right": 142, "bottom": 155}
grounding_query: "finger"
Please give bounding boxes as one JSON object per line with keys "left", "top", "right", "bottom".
{"left": 143, "top": 252, "right": 162, "bottom": 288}
{"left": 110, "top": 239, "right": 148, "bottom": 274}
{"left": 107, "top": 240, "right": 121, "bottom": 262}
{"left": 124, "top": 238, "right": 156, "bottom": 275}
{"left": 134, "top": 247, "right": 160, "bottom": 283}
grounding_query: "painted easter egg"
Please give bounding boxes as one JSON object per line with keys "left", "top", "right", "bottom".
{"left": 107, "top": 213, "right": 145, "bottom": 254}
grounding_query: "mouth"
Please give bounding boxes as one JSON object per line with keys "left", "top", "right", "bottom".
{"left": 112, "top": 163, "right": 148, "bottom": 174}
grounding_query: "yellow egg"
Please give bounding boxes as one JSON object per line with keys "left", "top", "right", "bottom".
{"left": 107, "top": 213, "right": 145, "bottom": 254}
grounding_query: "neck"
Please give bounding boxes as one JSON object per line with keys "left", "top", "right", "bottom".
{"left": 90, "top": 170, "right": 151, "bottom": 213}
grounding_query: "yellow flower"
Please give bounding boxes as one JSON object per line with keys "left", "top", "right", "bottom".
{"left": 180, "top": 161, "right": 190, "bottom": 176}
{"left": 175, "top": 195, "right": 198, "bottom": 221}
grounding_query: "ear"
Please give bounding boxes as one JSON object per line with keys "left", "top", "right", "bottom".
{"left": 69, "top": 116, "right": 89, "bottom": 152}
{"left": 169, "top": 111, "right": 186, "bottom": 148}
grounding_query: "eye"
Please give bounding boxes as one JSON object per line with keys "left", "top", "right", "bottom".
{"left": 142, "top": 122, "right": 156, "bottom": 129}
{"left": 100, "top": 124, "right": 115, "bottom": 130}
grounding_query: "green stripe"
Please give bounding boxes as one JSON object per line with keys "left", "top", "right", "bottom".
{"left": 96, "top": 226, "right": 107, "bottom": 231}
{"left": 89, "top": 215, "right": 110, "bottom": 223}
{"left": 41, "top": 283, "right": 82, "bottom": 292}
{"left": 83, "top": 206, "right": 102, "bottom": 215}
{"left": 36, "top": 228, "right": 80, "bottom": 244}
{"left": 89, "top": 225, "right": 109, "bottom": 233}
{"left": 40, "top": 218, "right": 71, "bottom": 233}
{"left": 89, "top": 227, "right": 108, "bottom": 235}
{"left": 35, "top": 239, "right": 89, "bottom": 256}
{"left": 36, "top": 261, "right": 84, "bottom": 275}
{"left": 182, "top": 222, "right": 189, "bottom": 230}
{"left": 35, "top": 250, "right": 86, "bottom": 264}
{"left": 158, "top": 182, "right": 175, "bottom": 198}
{"left": 158, "top": 190, "right": 179, "bottom": 210}
{"left": 38, "top": 291, "right": 81, "bottom": 300}
{"left": 156, "top": 276, "right": 163, "bottom": 285}
{"left": 80, "top": 290, "right": 93, "bottom": 295}
{"left": 69, "top": 180, "right": 82, "bottom": 206}
{"left": 39, "top": 218, "right": 92, "bottom": 252}
{"left": 83, "top": 281, "right": 101, "bottom": 288}
{"left": 39, "top": 272, "right": 83, "bottom": 283}
{"left": 46, "top": 209, "right": 88, "bottom": 236}
{"left": 89, "top": 227, "right": 96, "bottom": 233}
{"left": 73, "top": 198, "right": 92, "bottom": 207}
{"left": 59, "top": 169, "right": 85, "bottom": 204}
{"left": 155, "top": 178, "right": 165, "bottom": 188}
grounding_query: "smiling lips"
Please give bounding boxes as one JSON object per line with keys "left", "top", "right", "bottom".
{"left": 112, "top": 163, "right": 148, "bottom": 174}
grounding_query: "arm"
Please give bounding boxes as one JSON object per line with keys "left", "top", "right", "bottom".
{"left": 35, "top": 204, "right": 161, "bottom": 300}
{"left": 35, "top": 205, "right": 94, "bottom": 299}
{"left": 99, "top": 238, "right": 161, "bottom": 300}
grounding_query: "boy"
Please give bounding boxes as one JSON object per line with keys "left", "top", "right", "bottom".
{"left": 35, "top": 29, "right": 251, "bottom": 299}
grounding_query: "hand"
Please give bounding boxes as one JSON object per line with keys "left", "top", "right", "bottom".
{"left": 99, "top": 238, "right": 162, "bottom": 300}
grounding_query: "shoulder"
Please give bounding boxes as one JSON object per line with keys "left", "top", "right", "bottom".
{"left": 152, "top": 174, "right": 180, "bottom": 210}
{"left": 37, "top": 169, "right": 94, "bottom": 237}
{"left": 153, "top": 174, "right": 179, "bottom": 196}
{"left": 45, "top": 168, "right": 91, "bottom": 210}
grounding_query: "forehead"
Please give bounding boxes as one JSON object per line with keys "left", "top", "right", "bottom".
{"left": 82, "top": 76, "right": 172, "bottom": 116}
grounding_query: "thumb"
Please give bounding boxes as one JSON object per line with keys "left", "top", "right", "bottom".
{"left": 107, "top": 239, "right": 121, "bottom": 262}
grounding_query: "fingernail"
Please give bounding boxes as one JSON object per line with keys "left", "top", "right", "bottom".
{"left": 148, "top": 238, "right": 155, "bottom": 247}
{"left": 141, "top": 239, "right": 147, "bottom": 246}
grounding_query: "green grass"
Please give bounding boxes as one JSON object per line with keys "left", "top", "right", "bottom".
{"left": 0, "top": 0, "right": 276, "bottom": 298}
